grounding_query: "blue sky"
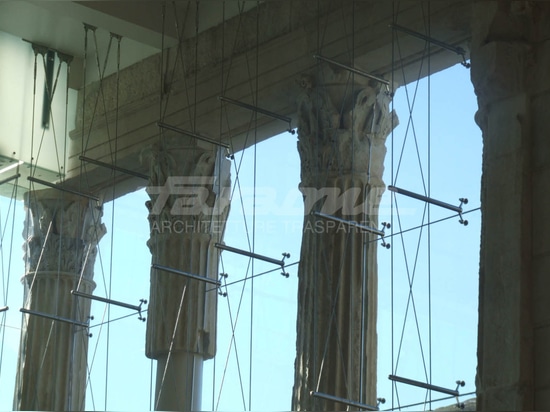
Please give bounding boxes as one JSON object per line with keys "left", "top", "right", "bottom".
{"left": 0, "top": 62, "right": 480, "bottom": 411}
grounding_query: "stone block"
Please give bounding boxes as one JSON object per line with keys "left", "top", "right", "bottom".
{"left": 532, "top": 91, "right": 550, "bottom": 169}
{"left": 471, "top": 41, "right": 529, "bottom": 104}
{"left": 484, "top": 94, "right": 528, "bottom": 160}
{"left": 535, "top": 386, "right": 550, "bottom": 410}
{"left": 480, "top": 383, "right": 532, "bottom": 411}
{"left": 534, "top": 326, "right": 550, "bottom": 389}
{"left": 530, "top": 40, "right": 550, "bottom": 93}
{"left": 532, "top": 167, "right": 550, "bottom": 256}
{"left": 479, "top": 151, "right": 530, "bottom": 390}
{"left": 532, "top": 254, "right": 550, "bottom": 326}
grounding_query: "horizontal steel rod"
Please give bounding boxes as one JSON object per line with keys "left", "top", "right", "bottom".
{"left": 313, "top": 55, "right": 390, "bottom": 86}
{"left": 390, "top": 24, "right": 466, "bottom": 56}
{"left": 71, "top": 290, "right": 142, "bottom": 312}
{"left": 310, "top": 391, "right": 379, "bottom": 411}
{"left": 219, "top": 96, "right": 292, "bottom": 125}
{"left": 388, "top": 185, "right": 462, "bottom": 213}
{"left": 79, "top": 156, "right": 149, "bottom": 180}
{"left": 0, "top": 174, "right": 21, "bottom": 186}
{"left": 20, "top": 308, "right": 89, "bottom": 328}
{"left": 28, "top": 176, "right": 99, "bottom": 202}
{"left": 388, "top": 374, "right": 459, "bottom": 397}
{"left": 157, "top": 122, "right": 230, "bottom": 149}
{"left": 152, "top": 264, "right": 221, "bottom": 286}
{"left": 313, "top": 211, "right": 385, "bottom": 236}
{"left": 383, "top": 390, "right": 476, "bottom": 412}
{"left": 215, "top": 243, "right": 284, "bottom": 267}
{"left": 0, "top": 306, "right": 8, "bottom": 313}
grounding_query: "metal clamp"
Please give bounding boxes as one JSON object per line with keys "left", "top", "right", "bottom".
{"left": 218, "top": 273, "right": 229, "bottom": 297}
{"left": 458, "top": 198, "right": 469, "bottom": 225}
{"left": 380, "top": 222, "right": 391, "bottom": 249}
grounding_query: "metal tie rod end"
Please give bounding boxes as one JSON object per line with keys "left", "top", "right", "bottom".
{"left": 281, "top": 253, "right": 291, "bottom": 278}
{"left": 20, "top": 308, "right": 90, "bottom": 329}
{"left": 388, "top": 185, "right": 465, "bottom": 214}
{"left": 157, "top": 122, "right": 231, "bottom": 151}
{"left": 380, "top": 222, "right": 391, "bottom": 249}
{"left": 313, "top": 54, "right": 390, "bottom": 86}
{"left": 218, "top": 273, "right": 229, "bottom": 297}
{"left": 313, "top": 211, "right": 385, "bottom": 236}
{"left": 310, "top": 391, "right": 379, "bottom": 411}
{"left": 152, "top": 264, "right": 221, "bottom": 287}
{"left": 0, "top": 306, "right": 8, "bottom": 313}
{"left": 458, "top": 198, "right": 469, "bottom": 225}
{"left": 388, "top": 374, "right": 460, "bottom": 397}
{"left": 389, "top": 23, "right": 470, "bottom": 68}
{"left": 215, "top": 242, "right": 288, "bottom": 268}
{"left": 71, "top": 290, "right": 148, "bottom": 322}
{"left": 218, "top": 96, "right": 294, "bottom": 134}
{"left": 313, "top": 211, "right": 391, "bottom": 249}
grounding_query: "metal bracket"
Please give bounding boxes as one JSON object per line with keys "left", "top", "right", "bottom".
{"left": 71, "top": 290, "right": 147, "bottom": 322}
{"left": 219, "top": 96, "right": 295, "bottom": 135}
{"left": 215, "top": 243, "right": 291, "bottom": 279}
{"left": 218, "top": 273, "right": 229, "bottom": 297}
{"left": 380, "top": 222, "right": 391, "bottom": 249}
{"left": 458, "top": 198, "right": 469, "bottom": 225}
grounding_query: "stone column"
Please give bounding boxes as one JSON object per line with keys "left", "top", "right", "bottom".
{"left": 14, "top": 189, "right": 106, "bottom": 411}
{"left": 471, "top": 2, "right": 550, "bottom": 410}
{"left": 292, "top": 67, "right": 396, "bottom": 410}
{"left": 143, "top": 138, "right": 230, "bottom": 411}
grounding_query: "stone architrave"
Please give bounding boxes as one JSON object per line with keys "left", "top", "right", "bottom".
{"left": 292, "top": 66, "right": 397, "bottom": 410}
{"left": 143, "top": 137, "right": 231, "bottom": 411}
{"left": 14, "top": 189, "right": 106, "bottom": 411}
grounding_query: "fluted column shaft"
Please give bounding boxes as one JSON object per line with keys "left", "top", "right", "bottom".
{"left": 143, "top": 138, "right": 230, "bottom": 411}
{"left": 14, "top": 189, "right": 105, "bottom": 411}
{"left": 292, "top": 67, "right": 396, "bottom": 410}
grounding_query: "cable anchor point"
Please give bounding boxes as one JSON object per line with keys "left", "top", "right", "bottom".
{"left": 138, "top": 299, "right": 147, "bottom": 322}
{"left": 281, "top": 253, "right": 291, "bottom": 278}
{"left": 455, "top": 380, "right": 466, "bottom": 409}
{"left": 225, "top": 149, "right": 235, "bottom": 160}
{"left": 218, "top": 273, "right": 229, "bottom": 297}
{"left": 87, "top": 315, "right": 94, "bottom": 337}
{"left": 380, "top": 222, "right": 391, "bottom": 249}
{"left": 458, "top": 198, "right": 469, "bottom": 225}
{"left": 459, "top": 53, "right": 471, "bottom": 69}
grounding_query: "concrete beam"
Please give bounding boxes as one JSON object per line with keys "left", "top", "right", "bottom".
{"left": 66, "top": 0, "right": 472, "bottom": 201}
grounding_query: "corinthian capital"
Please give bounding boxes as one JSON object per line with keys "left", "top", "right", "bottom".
{"left": 142, "top": 137, "right": 231, "bottom": 238}
{"left": 296, "top": 65, "right": 397, "bottom": 186}
{"left": 23, "top": 189, "right": 106, "bottom": 278}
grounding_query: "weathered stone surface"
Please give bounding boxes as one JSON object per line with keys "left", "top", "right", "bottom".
{"left": 535, "top": 386, "right": 550, "bottom": 410}
{"left": 471, "top": 1, "right": 550, "bottom": 410}
{"left": 14, "top": 189, "right": 105, "bottom": 411}
{"left": 143, "top": 137, "right": 230, "bottom": 410}
{"left": 292, "top": 63, "right": 396, "bottom": 410}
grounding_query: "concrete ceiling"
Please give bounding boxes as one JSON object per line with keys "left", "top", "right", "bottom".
{"left": 0, "top": 0, "right": 474, "bottom": 201}
{"left": 77, "top": 1, "right": 257, "bottom": 42}
{"left": 0, "top": 1, "right": 255, "bottom": 86}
